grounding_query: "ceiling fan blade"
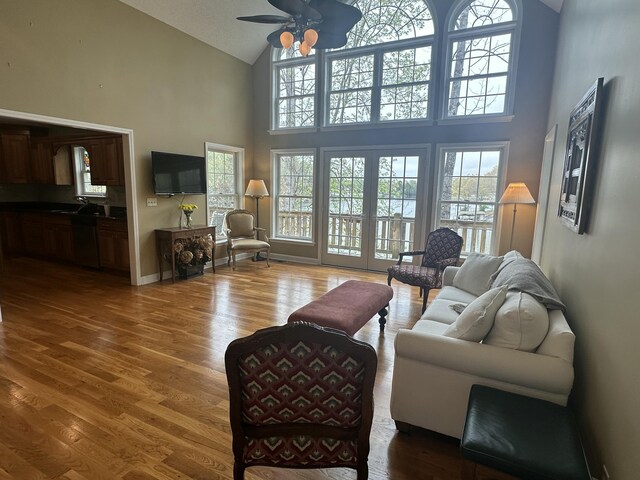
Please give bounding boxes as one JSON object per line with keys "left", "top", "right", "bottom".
{"left": 314, "top": 31, "right": 349, "bottom": 49}
{"left": 267, "top": 27, "right": 295, "bottom": 48}
{"left": 310, "top": 0, "right": 362, "bottom": 35}
{"left": 268, "top": 0, "right": 322, "bottom": 21}
{"left": 237, "top": 15, "right": 292, "bottom": 24}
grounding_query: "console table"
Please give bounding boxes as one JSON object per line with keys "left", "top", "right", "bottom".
{"left": 155, "top": 226, "right": 216, "bottom": 283}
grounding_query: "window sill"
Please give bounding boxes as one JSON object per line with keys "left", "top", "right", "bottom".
{"left": 320, "top": 119, "right": 434, "bottom": 132}
{"left": 269, "top": 127, "right": 318, "bottom": 136}
{"left": 436, "top": 115, "right": 514, "bottom": 126}
{"left": 270, "top": 237, "right": 316, "bottom": 246}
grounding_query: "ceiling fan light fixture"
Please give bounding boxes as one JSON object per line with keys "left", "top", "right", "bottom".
{"left": 280, "top": 31, "right": 294, "bottom": 49}
{"left": 304, "top": 28, "right": 318, "bottom": 48}
{"left": 299, "top": 40, "right": 311, "bottom": 57}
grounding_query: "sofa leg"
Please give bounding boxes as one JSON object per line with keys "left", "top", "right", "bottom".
{"left": 461, "top": 459, "right": 477, "bottom": 480}
{"left": 395, "top": 420, "right": 412, "bottom": 434}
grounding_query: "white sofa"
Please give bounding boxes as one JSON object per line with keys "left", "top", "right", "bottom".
{"left": 389, "top": 266, "right": 576, "bottom": 439}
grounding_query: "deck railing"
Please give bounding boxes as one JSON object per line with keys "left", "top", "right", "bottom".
{"left": 276, "top": 212, "right": 493, "bottom": 257}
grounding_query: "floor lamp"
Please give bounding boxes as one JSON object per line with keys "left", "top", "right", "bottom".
{"left": 245, "top": 179, "right": 269, "bottom": 261}
{"left": 499, "top": 182, "right": 536, "bottom": 251}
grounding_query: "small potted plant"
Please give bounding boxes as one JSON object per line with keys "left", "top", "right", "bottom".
{"left": 174, "top": 234, "right": 214, "bottom": 279}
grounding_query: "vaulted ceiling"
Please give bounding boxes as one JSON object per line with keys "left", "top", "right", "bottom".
{"left": 118, "top": 0, "right": 564, "bottom": 65}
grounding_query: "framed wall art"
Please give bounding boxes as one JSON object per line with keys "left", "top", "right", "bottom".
{"left": 558, "top": 77, "right": 604, "bottom": 234}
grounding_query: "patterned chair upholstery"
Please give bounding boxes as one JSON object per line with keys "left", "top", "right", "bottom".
{"left": 387, "top": 227, "right": 463, "bottom": 313}
{"left": 225, "top": 322, "right": 377, "bottom": 480}
{"left": 225, "top": 209, "right": 270, "bottom": 269}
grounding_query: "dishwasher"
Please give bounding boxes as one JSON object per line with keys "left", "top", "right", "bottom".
{"left": 71, "top": 214, "right": 101, "bottom": 268}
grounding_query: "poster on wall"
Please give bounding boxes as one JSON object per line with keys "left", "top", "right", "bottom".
{"left": 557, "top": 77, "right": 604, "bottom": 234}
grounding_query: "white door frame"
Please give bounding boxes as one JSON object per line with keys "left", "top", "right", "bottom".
{"left": 531, "top": 125, "right": 557, "bottom": 264}
{"left": 0, "top": 108, "right": 141, "bottom": 285}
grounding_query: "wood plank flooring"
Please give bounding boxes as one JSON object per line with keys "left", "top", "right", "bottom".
{"left": 0, "top": 256, "right": 464, "bottom": 479}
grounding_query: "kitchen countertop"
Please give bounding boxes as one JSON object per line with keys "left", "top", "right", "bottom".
{"left": 0, "top": 202, "right": 127, "bottom": 220}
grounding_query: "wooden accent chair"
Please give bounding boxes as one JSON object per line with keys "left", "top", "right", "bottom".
{"left": 225, "top": 322, "right": 378, "bottom": 480}
{"left": 225, "top": 209, "right": 270, "bottom": 269}
{"left": 387, "top": 227, "right": 463, "bottom": 313}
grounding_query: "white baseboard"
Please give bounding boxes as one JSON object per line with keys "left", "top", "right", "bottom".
{"left": 270, "top": 253, "right": 320, "bottom": 265}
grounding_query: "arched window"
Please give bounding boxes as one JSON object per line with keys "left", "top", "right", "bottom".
{"left": 444, "top": 0, "right": 520, "bottom": 118}
{"left": 326, "top": 0, "right": 435, "bottom": 125}
{"left": 271, "top": 0, "right": 436, "bottom": 130}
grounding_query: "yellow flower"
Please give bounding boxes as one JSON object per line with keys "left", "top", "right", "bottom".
{"left": 179, "top": 203, "right": 198, "bottom": 212}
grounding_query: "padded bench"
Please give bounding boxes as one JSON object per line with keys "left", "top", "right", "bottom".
{"left": 287, "top": 280, "right": 394, "bottom": 336}
{"left": 461, "top": 385, "right": 591, "bottom": 480}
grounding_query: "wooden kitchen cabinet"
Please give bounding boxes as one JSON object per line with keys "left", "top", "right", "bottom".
{"left": 97, "top": 218, "right": 129, "bottom": 271}
{"left": 0, "top": 212, "right": 23, "bottom": 255}
{"left": 21, "top": 213, "right": 73, "bottom": 261}
{"left": 30, "top": 139, "right": 55, "bottom": 184}
{"left": 82, "top": 136, "right": 124, "bottom": 186}
{"left": 0, "top": 132, "right": 31, "bottom": 183}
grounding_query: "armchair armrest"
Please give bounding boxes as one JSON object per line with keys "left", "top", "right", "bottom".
{"left": 396, "top": 250, "right": 426, "bottom": 265}
{"left": 254, "top": 227, "right": 269, "bottom": 242}
{"left": 394, "top": 329, "right": 574, "bottom": 395}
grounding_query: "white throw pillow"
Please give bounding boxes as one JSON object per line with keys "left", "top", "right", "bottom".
{"left": 443, "top": 286, "right": 508, "bottom": 342}
{"left": 484, "top": 291, "right": 550, "bottom": 352}
{"left": 453, "top": 253, "right": 504, "bottom": 296}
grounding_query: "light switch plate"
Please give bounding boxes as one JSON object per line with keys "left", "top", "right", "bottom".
{"left": 146, "top": 197, "right": 158, "bottom": 207}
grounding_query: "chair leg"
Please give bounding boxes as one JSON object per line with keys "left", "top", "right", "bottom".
{"left": 232, "top": 252, "right": 237, "bottom": 270}
{"left": 233, "top": 461, "right": 245, "bottom": 480}
{"left": 227, "top": 249, "right": 231, "bottom": 266}
{"left": 265, "top": 249, "right": 270, "bottom": 267}
{"left": 419, "top": 287, "right": 423, "bottom": 298}
{"left": 387, "top": 273, "right": 392, "bottom": 286}
{"left": 421, "top": 288, "right": 430, "bottom": 314}
{"left": 356, "top": 461, "right": 368, "bottom": 480}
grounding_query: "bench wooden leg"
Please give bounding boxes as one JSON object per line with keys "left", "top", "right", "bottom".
{"left": 378, "top": 304, "right": 389, "bottom": 331}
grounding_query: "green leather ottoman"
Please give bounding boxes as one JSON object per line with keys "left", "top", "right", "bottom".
{"left": 461, "top": 385, "right": 591, "bottom": 480}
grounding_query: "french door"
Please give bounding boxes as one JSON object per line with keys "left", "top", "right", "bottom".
{"left": 321, "top": 147, "right": 429, "bottom": 271}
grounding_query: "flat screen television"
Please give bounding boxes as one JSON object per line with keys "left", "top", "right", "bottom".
{"left": 151, "top": 151, "right": 207, "bottom": 195}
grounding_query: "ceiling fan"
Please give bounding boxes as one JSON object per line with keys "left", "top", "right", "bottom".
{"left": 237, "top": 0, "right": 362, "bottom": 56}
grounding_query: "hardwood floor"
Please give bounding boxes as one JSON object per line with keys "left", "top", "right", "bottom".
{"left": 0, "top": 256, "right": 465, "bottom": 479}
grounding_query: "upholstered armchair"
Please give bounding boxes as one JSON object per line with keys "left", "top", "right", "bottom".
{"left": 225, "top": 322, "right": 378, "bottom": 480}
{"left": 387, "top": 227, "right": 463, "bottom": 313}
{"left": 225, "top": 209, "right": 270, "bottom": 269}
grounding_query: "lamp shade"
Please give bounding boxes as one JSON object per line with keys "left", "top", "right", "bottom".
{"left": 499, "top": 182, "right": 535, "bottom": 205}
{"left": 245, "top": 179, "right": 269, "bottom": 198}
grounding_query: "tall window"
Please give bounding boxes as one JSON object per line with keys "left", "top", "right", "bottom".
{"left": 445, "top": 0, "right": 519, "bottom": 118}
{"left": 273, "top": 48, "right": 316, "bottom": 130}
{"left": 326, "top": 0, "right": 434, "bottom": 125}
{"left": 436, "top": 145, "right": 505, "bottom": 255}
{"left": 206, "top": 143, "right": 243, "bottom": 239}
{"left": 272, "top": 150, "right": 315, "bottom": 241}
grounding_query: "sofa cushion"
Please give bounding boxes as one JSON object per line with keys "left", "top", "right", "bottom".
{"left": 453, "top": 253, "right": 503, "bottom": 296}
{"left": 443, "top": 286, "right": 508, "bottom": 342}
{"left": 484, "top": 292, "right": 549, "bottom": 352}
{"left": 536, "top": 310, "right": 576, "bottom": 363}
{"left": 420, "top": 298, "right": 466, "bottom": 325}
{"left": 437, "top": 286, "right": 478, "bottom": 304}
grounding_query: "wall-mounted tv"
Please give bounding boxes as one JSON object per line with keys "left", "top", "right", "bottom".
{"left": 151, "top": 151, "right": 207, "bottom": 195}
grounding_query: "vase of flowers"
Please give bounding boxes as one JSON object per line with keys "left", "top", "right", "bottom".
{"left": 173, "top": 234, "right": 214, "bottom": 280}
{"left": 179, "top": 203, "right": 198, "bottom": 229}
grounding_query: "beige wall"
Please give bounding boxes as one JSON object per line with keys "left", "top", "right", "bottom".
{"left": 0, "top": 0, "right": 253, "bottom": 277}
{"left": 539, "top": 0, "right": 640, "bottom": 477}
{"left": 251, "top": 0, "right": 559, "bottom": 261}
